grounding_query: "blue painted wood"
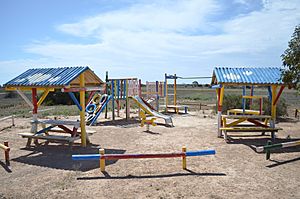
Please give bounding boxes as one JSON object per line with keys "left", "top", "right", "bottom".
{"left": 242, "top": 86, "right": 246, "bottom": 113}
{"left": 68, "top": 92, "right": 82, "bottom": 111}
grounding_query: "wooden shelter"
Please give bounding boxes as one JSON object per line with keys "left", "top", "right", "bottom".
{"left": 4, "top": 66, "right": 104, "bottom": 147}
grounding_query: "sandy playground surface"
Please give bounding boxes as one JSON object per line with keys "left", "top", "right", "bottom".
{"left": 0, "top": 110, "right": 300, "bottom": 199}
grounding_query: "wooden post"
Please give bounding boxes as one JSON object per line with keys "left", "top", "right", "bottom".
{"left": 217, "top": 86, "right": 225, "bottom": 137}
{"left": 156, "top": 81, "right": 159, "bottom": 111}
{"left": 79, "top": 73, "right": 87, "bottom": 147}
{"left": 99, "top": 148, "right": 105, "bottom": 172}
{"left": 4, "top": 141, "right": 10, "bottom": 166}
{"left": 174, "top": 74, "right": 177, "bottom": 113}
{"left": 105, "top": 71, "right": 108, "bottom": 119}
{"left": 271, "top": 86, "right": 277, "bottom": 128}
{"left": 242, "top": 86, "right": 246, "bottom": 114}
{"left": 126, "top": 80, "right": 129, "bottom": 120}
{"left": 165, "top": 73, "right": 168, "bottom": 112}
{"left": 112, "top": 80, "right": 115, "bottom": 121}
{"left": 182, "top": 146, "right": 187, "bottom": 170}
{"left": 31, "top": 88, "right": 38, "bottom": 134}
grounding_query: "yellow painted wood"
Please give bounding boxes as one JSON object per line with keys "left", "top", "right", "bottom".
{"left": 0, "top": 143, "right": 9, "bottom": 151}
{"left": 227, "top": 109, "right": 261, "bottom": 115}
{"left": 79, "top": 73, "right": 87, "bottom": 147}
{"left": 182, "top": 146, "right": 187, "bottom": 170}
{"left": 219, "top": 86, "right": 225, "bottom": 106}
{"left": 242, "top": 95, "right": 264, "bottom": 99}
{"left": 5, "top": 87, "right": 55, "bottom": 91}
{"left": 271, "top": 86, "right": 277, "bottom": 120}
{"left": 99, "top": 148, "right": 105, "bottom": 172}
{"left": 222, "top": 117, "right": 227, "bottom": 127}
{"left": 37, "top": 89, "right": 51, "bottom": 107}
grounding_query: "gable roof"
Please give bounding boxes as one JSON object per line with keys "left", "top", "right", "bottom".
{"left": 4, "top": 66, "right": 103, "bottom": 88}
{"left": 211, "top": 67, "right": 284, "bottom": 86}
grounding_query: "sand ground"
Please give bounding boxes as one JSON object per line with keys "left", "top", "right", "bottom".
{"left": 0, "top": 110, "right": 299, "bottom": 199}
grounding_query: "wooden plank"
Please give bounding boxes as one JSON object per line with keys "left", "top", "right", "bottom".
{"left": 220, "top": 127, "right": 282, "bottom": 132}
{"left": 32, "top": 119, "right": 80, "bottom": 127}
{"left": 50, "top": 127, "right": 96, "bottom": 134}
{"left": 227, "top": 109, "right": 261, "bottom": 115}
{"left": 222, "top": 115, "right": 271, "bottom": 119}
{"left": 18, "top": 132, "right": 80, "bottom": 142}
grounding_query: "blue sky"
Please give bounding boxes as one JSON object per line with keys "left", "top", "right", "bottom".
{"left": 1, "top": 0, "right": 299, "bottom": 85}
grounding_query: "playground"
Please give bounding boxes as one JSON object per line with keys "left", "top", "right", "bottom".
{"left": 0, "top": 111, "right": 299, "bottom": 198}
{"left": 0, "top": 67, "right": 299, "bottom": 198}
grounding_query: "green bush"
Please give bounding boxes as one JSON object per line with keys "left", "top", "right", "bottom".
{"left": 221, "top": 94, "right": 288, "bottom": 117}
{"left": 4, "top": 91, "right": 18, "bottom": 98}
{"left": 42, "top": 89, "right": 80, "bottom": 106}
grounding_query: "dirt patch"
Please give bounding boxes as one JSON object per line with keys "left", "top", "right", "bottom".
{"left": 0, "top": 111, "right": 300, "bottom": 199}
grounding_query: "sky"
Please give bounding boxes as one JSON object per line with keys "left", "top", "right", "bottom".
{"left": 0, "top": 0, "right": 299, "bottom": 85}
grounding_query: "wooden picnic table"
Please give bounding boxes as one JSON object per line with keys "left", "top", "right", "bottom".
{"left": 220, "top": 114, "right": 282, "bottom": 141}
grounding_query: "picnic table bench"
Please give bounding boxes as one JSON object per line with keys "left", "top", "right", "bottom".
{"left": 220, "top": 114, "right": 282, "bottom": 141}
{"left": 19, "top": 119, "right": 84, "bottom": 148}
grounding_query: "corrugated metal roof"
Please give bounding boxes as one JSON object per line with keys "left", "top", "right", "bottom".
{"left": 4, "top": 66, "right": 103, "bottom": 88}
{"left": 212, "top": 67, "right": 284, "bottom": 85}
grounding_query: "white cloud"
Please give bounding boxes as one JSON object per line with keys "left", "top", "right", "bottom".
{"left": 2, "top": 0, "right": 300, "bottom": 84}
{"left": 57, "top": 0, "right": 219, "bottom": 37}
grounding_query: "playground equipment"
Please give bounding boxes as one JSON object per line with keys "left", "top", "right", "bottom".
{"left": 164, "top": 74, "right": 210, "bottom": 113}
{"left": 0, "top": 141, "right": 10, "bottom": 165}
{"left": 4, "top": 66, "right": 104, "bottom": 147}
{"left": 72, "top": 147, "right": 216, "bottom": 172}
{"left": 256, "top": 140, "right": 300, "bottom": 160}
{"left": 211, "top": 67, "right": 286, "bottom": 141}
{"left": 130, "top": 95, "right": 173, "bottom": 126}
{"left": 142, "top": 80, "right": 165, "bottom": 111}
{"left": 139, "top": 111, "right": 156, "bottom": 131}
{"left": 86, "top": 71, "right": 139, "bottom": 126}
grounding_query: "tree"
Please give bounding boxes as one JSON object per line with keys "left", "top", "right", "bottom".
{"left": 281, "top": 24, "right": 300, "bottom": 92}
{"left": 192, "top": 81, "right": 199, "bottom": 87}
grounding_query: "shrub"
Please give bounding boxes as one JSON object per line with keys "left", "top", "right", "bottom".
{"left": 221, "top": 94, "right": 288, "bottom": 117}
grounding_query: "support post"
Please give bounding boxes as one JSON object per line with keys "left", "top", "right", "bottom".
{"left": 217, "top": 86, "right": 225, "bottom": 137}
{"left": 37, "top": 89, "right": 50, "bottom": 107}
{"left": 79, "top": 73, "right": 87, "bottom": 147}
{"left": 31, "top": 88, "right": 38, "bottom": 134}
{"left": 156, "top": 81, "right": 159, "bottom": 111}
{"left": 271, "top": 86, "right": 277, "bottom": 128}
{"left": 165, "top": 73, "right": 168, "bottom": 112}
{"left": 174, "top": 74, "right": 177, "bottom": 113}
{"left": 111, "top": 80, "right": 115, "bottom": 121}
{"left": 105, "top": 71, "right": 108, "bottom": 119}
{"left": 182, "top": 146, "right": 187, "bottom": 170}
{"left": 4, "top": 141, "right": 10, "bottom": 166}
{"left": 99, "top": 148, "right": 105, "bottom": 172}
{"left": 242, "top": 86, "right": 246, "bottom": 114}
{"left": 126, "top": 80, "right": 129, "bottom": 120}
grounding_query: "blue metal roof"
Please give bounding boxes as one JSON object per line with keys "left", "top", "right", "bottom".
{"left": 4, "top": 66, "right": 99, "bottom": 87}
{"left": 212, "top": 67, "right": 284, "bottom": 85}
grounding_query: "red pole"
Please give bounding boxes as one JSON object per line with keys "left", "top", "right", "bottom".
{"left": 32, "top": 88, "right": 38, "bottom": 114}
{"left": 100, "top": 152, "right": 185, "bottom": 160}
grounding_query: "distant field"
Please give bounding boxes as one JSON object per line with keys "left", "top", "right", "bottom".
{"left": 0, "top": 87, "right": 299, "bottom": 118}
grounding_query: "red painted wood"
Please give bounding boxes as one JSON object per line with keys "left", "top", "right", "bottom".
{"left": 100, "top": 152, "right": 185, "bottom": 160}
{"left": 273, "top": 86, "right": 285, "bottom": 105}
{"left": 32, "top": 88, "right": 38, "bottom": 114}
{"left": 247, "top": 118, "right": 269, "bottom": 128}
